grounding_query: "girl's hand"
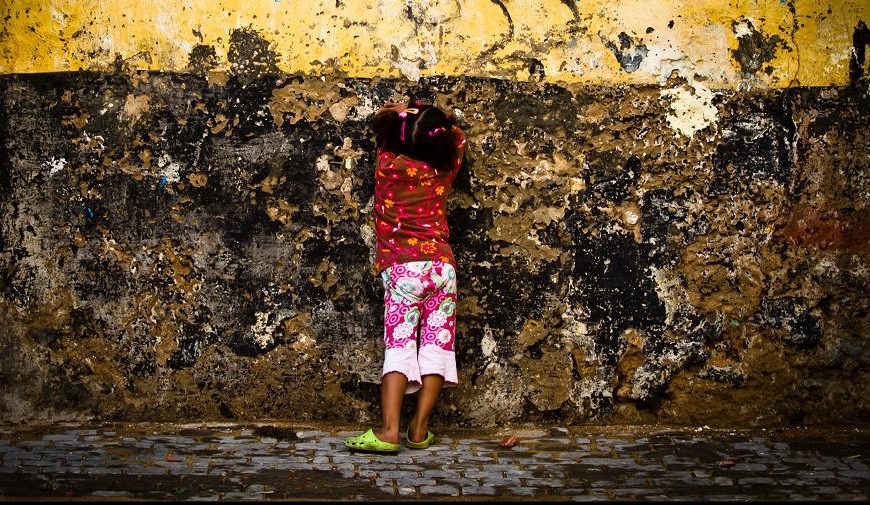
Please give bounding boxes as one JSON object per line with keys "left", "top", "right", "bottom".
{"left": 379, "top": 102, "right": 407, "bottom": 115}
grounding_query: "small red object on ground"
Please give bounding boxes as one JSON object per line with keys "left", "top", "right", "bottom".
{"left": 718, "top": 459, "right": 736, "bottom": 467}
{"left": 499, "top": 435, "right": 519, "bottom": 448}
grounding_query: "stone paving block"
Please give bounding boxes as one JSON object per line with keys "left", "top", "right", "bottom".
{"left": 374, "top": 478, "right": 394, "bottom": 489}
{"left": 437, "top": 477, "right": 480, "bottom": 487}
{"left": 397, "top": 486, "right": 417, "bottom": 497}
{"left": 221, "top": 492, "right": 256, "bottom": 500}
{"left": 578, "top": 457, "right": 643, "bottom": 467}
{"left": 737, "top": 476, "right": 776, "bottom": 485}
{"left": 249, "top": 455, "right": 289, "bottom": 466}
{"left": 294, "top": 442, "right": 335, "bottom": 451}
{"left": 304, "top": 463, "right": 333, "bottom": 471}
{"left": 462, "top": 485, "right": 497, "bottom": 496}
{"left": 85, "top": 466, "right": 124, "bottom": 475}
{"left": 90, "top": 490, "right": 134, "bottom": 498}
{"left": 373, "top": 469, "right": 415, "bottom": 479}
{"left": 612, "top": 487, "right": 668, "bottom": 496}
{"left": 356, "top": 469, "right": 378, "bottom": 479}
{"left": 713, "top": 476, "right": 734, "bottom": 486}
{"left": 809, "top": 485, "right": 847, "bottom": 494}
{"left": 704, "top": 494, "right": 764, "bottom": 500}
{"left": 421, "top": 469, "right": 454, "bottom": 479}
{"left": 359, "top": 462, "right": 401, "bottom": 471}
{"left": 439, "top": 462, "right": 487, "bottom": 472}
{"left": 508, "top": 487, "right": 545, "bottom": 496}
{"left": 732, "top": 442, "right": 771, "bottom": 452}
{"left": 169, "top": 466, "right": 210, "bottom": 476}
{"left": 215, "top": 437, "right": 257, "bottom": 445}
{"left": 26, "top": 465, "right": 83, "bottom": 474}
{"left": 280, "top": 455, "right": 317, "bottom": 466}
{"left": 837, "top": 469, "right": 870, "bottom": 479}
{"left": 126, "top": 466, "right": 166, "bottom": 476}
{"left": 480, "top": 476, "right": 521, "bottom": 487}
{"left": 798, "top": 470, "right": 836, "bottom": 480}
{"left": 730, "top": 462, "right": 768, "bottom": 471}
{"left": 395, "top": 476, "right": 437, "bottom": 487}
{"left": 392, "top": 454, "right": 422, "bottom": 464}
{"left": 551, "top": 451, "right": 594, "bottom": 461}
{"left": 812, "top": 458, "right": 853, "bottom": 471}
{"left": 420, "top": 484, "right": 460, "bottom": 496}
{"left": 295, "top": 431, "right": 329, "bottom": 439}
{"left": 463, "top": 469, "right": 508, "bottom": 479}
{"left": 505, "top": 445, "right": 532, "bottom": 452}
{"left": 21, "top": 458, "right": 60, "bottom": 467}
{"left": 522, "top": 477, "right": 564, "bottom": 487}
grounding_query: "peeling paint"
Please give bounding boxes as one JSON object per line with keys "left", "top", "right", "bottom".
{"left": 660, "top": 74, "right": 718, "bottom": 138}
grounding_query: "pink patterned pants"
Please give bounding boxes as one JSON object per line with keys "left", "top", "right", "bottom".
{"left": 381, "top": 260, "right": 458, "bottom": 395}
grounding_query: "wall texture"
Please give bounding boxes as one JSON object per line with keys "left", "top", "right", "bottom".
{"left": 1, "top": 1, "right": 869, "bottom": 428}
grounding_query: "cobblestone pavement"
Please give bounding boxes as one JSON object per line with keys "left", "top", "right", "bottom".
{"left": 0, "top": 422, "right": 868, "bottom": 501}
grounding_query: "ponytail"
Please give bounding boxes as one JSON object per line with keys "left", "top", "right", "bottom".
{"left": 371, "top": 101, "right": 458, "bottom": 173}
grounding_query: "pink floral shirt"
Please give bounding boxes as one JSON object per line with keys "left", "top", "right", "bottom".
{"left": 373, "top": 127, "right": 467, "bottom": 274}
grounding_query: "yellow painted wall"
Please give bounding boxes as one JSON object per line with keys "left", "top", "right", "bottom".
{"left": 0, "top": 0, "right": 866, "bottom": 87}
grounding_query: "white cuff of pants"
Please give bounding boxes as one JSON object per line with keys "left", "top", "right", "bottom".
{"left": 382, "top": 345, "right": 423, "bottom": 394}
{"left": 418, "top": 344, "right": 458, "bottom": 389}
{"left": 382, "top": 344, "right": 459, "bottom": 395}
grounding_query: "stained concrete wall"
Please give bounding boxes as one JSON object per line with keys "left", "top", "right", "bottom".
{"left": 0, "top": 1, "right": 869, "bottom": 427}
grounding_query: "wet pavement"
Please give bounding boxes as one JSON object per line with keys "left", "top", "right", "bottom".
{"left": 0, "top": 421, "right": 868, "bottom": 501}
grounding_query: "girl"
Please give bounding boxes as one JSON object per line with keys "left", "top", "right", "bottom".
{"left": 344, "top": 100, "right": 466, "bottom": 453}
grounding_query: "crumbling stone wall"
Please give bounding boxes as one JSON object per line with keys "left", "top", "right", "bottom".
{"left": 1, "top": 1, "right": 869, "bottom": 427}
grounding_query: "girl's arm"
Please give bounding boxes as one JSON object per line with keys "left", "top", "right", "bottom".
{"left": 451, "top": 125, "right": 467, "bottom": 170}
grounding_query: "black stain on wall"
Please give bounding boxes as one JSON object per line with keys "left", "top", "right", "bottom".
{"left": 559, "top": 0, "right": 581, "bottom": 24}
{"left": 641, "top": 187, "right": 710, "bottom": 268}
{"left": 709, "top": 93, "right": 795, "bottom": 195}
{"left": 188, "top": 44, "right": 219, "bottom": 76}
{"left": 603, "top": 32, "right": 648, "bottom": 73}
{"left": 227, "top": 27, "right": 280, "bottom": 84}
{"left": 850, "top": 20, "right": 870, "bottom": 84}
{"left": 528, "top": 58, "right": 545, "bottom": 81}
{"left": 761, "top": 297, "right": 823, "bottom": 347}
{"left": 479, "top": 0, "right": 514, "bottom": 58}
{"left": 567, "top": 226, "right": 667, "bottom": 366}
{"left": 0, "top": 79, "right": 9, "bottom": 196}
{"left": 585, "top": 152, "right": 640, "bottom": 202}
{"left": 731, "top": 19, "right": 786, "bottom": 75}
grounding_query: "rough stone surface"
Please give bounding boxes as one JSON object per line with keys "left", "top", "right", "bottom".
{"left": 1, "top": 71, "right": 869, "bottom": 427}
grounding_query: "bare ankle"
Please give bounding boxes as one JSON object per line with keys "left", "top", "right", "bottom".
{"left": 376, "top": 429, "right": 400, "bottom": 444}
{"left": 407, "top": 418, "right": 428, "bottom": 442}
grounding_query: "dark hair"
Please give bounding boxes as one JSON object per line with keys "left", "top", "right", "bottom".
{"left": 371, "top": 100, "right": 458, "bottom": 172}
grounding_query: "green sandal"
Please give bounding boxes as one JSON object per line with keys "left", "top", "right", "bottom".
{"left": 404, "top": 430, "right": 436, "bottom": 449}
{"left": 344, "top": 429, "right": 401, "bottom": 453}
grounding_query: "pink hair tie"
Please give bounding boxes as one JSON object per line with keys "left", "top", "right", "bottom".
{"left": 397, "top": 108, "right": 419, "bottom": 143}
{"left": 399, "top": 111, "right": 408, "bottom": 142}
{"left": 428, "top": 126, "right": 446, "bottom": 137}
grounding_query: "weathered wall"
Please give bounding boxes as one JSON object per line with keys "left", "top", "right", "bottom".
{"left": 1, "top": 1, "right": 869, "bottom": 428}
